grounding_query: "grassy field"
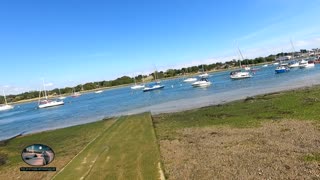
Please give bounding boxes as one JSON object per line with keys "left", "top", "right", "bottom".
{"left": 53, "top": 113, "right": 163, "bottom": 180}
{"left": 154, "top": 85, "right": 320, "bottom": 140}
{"left": 0, "top": 118, "right": 115, "bottom": 180}
{"left": 153, "top": 85, "right": 320, "bottom": 179}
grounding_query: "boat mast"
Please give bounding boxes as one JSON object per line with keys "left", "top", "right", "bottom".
{"left": 238, "top": 47, "right": 244, "bottom": 67}
{"left": 133, "top": 74, "right": 137, "bottom": 85}
{"left": 290, "top": 39, "right": 296, "bottom": 59}
{"left": 42, "top": 79, "right": 48, "bottom": 100}
{"left": 2, "top": 90, "right": 8, "bottom": 105}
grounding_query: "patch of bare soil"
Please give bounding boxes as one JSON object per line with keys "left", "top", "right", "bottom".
{"left": 160, "top": 120, "right": 320, "bottom": 179}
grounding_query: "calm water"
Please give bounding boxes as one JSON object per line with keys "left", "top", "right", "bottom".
{"left": 1, "top": 64, "right": 320, "bottom": 140}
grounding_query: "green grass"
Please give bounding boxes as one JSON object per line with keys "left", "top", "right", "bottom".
{"left": 304, "top": 153, "right": 320, "bottom": 162}
{"left": 54, "top": 113, "right": 162, "bottom": 180}
{"left": 0, "top": 118, "right": 115, "bottom": 179}
{"left": 153, "top": 86, "right": 320, "bottom": 140}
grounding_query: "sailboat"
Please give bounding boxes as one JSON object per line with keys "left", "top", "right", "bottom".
{"left": 38, "top": 80, "right": 64, "bottom": 109}
{"left": 183, "top": 68, "right": 197, "bottom": 82}
{"left": 94, "top": 83, "right": 104, "bottom": 93}
{"left": 58, "top": 88, "right": 66, "bottom": 100}
{"left": 131, "top": 74, "right": 145, "bottom": 90}
{"left": 198, "top": 64, "right": 209, "bottom": 78}
{"left": 230, "top": 48, "right": 252, "bottom": 79}
{"left": 72, "top": 86, "right": 81, "bottom": 97}
{"left": 143, "top": 70, "right": 164, "bottom": 92}
{"left": 0, "top": 90, "right": 14, "bottom": 111}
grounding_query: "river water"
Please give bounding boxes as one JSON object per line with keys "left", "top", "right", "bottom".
{"left": 1, "top": 64, "right": 320, "bottom": 140}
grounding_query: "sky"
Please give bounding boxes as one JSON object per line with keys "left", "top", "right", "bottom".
{"left": 1, "top": 0, "right": 320, "bottom": 94}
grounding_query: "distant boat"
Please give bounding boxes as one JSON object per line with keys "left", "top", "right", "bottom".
{"left": 299, "top": 60, "right": 315, "bottom": 68}
{"left": 275, "top": 65, "right": 290, "bottom": 73}
{"left": 72, "top": 87, "right": 81, "bottom": 97}
{"left": 237, "top": 47, "right": 253, "bottom": 74}
{"left": 230, "top": 70, "right": 252, "bottom": 79}
{"left": 38, "top": 80, "right": 64, "bottom": 109}
{"left": 288, "top": 61, "right": 300, "bottom": 68}
{"left": 183, "top": 77, "right": 197, "bottom": 82}
{"left": 231, "top": 49, "right": 253, "bottom": 80}
{"left": 131, "top": 85, "right": 145, "bottom": 90}
{"left": 58, "top": 88, "right": 66, "bottom": 100}
{"left": 131, "top": 75, "right": 145, "bottom": 89}
{"left": 198, "top": 64, "right": 209, "bottom": 78}
{"left": 95, "top": 90, "right": 103, "bottom": 94}
{"left": 143, "top": 69, "right": 164, "bottom": 92}
{"left": 0, "top": 90, "right": 14, "bottom": 111}
{"left": 143, "top": 84, "right": 165, "bottom": 92}
{"left": 192, "top": 77, "right": 211, "bottom": 87}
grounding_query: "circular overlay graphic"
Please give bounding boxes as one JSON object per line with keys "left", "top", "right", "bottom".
{"left": 21, "top": 144, "right": 55, "bottom": 166}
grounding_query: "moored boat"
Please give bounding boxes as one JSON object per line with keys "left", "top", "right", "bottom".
{"left": 95, "top": 90, "right": 104, "bottom": 94}
{"left": 183, "top": 77, "right": 197, "bottom": 82}
{"left": 192, "top": 78, "right": 211, "bottom": 87}
{"left": 38, "top": 80, "right": 64, "bottom": 109}
{"left": 143, "top": 84, "right": 165, "bottom": 92}
{"left": 288, "top": 61, "right": 300, "bottom": 68}
{"left": 230, "top": 70, "right": 252, "bottom": 79}
{"left": 0, "top": 90, "right": 14, "bottom": 111}
{"left": 299, "top": 60, "right": 315, "bottom": 68}
{"left": 275, "top": 65, "right": 290, "bottom": 73}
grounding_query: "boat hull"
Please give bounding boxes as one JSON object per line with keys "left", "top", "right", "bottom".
{"left": 143, "top": 85, "right": 165, "bottom": 92}
{"left": 192, "top": 82, "right": 211, "bottom": 87}
{"left": 38, "top": 101, "right": 64, "bottom": 109}
{"left": 230, "top": 75, "right": 251, "bottom": 79}
{"left": 183, "top": 78, "right": 197, "bottom": 82}
{"left": 0, "top": 105, "right": 14, "bottom": 111}
{"left": 131, "top": 85, "right": 145, "bottom": 90}
{"left": 275, "top": 69, "right": 289, "bottom": 73}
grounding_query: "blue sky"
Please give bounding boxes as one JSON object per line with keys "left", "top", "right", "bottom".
{"left": 1, "top": 0, "right": 320, "bottom": 94}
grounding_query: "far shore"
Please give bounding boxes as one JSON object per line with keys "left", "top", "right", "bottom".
{"left": 8, "top": 62, "right": 272, "bottom": 106}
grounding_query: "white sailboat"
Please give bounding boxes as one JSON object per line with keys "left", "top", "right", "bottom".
{"left": 131, "top": 74, "right": 145, "bottom": 90}
{"left": 58, "top": 88, "right": 66, "bottom": 100}
{"left": 230, "top": 48, "right": 252, "bottom": 79}
{"left": 38, "top": 80, "right": 64, "bottom": 109}
{"left": 72, "top": 87, "right": 81, "bottom": 97}
{"left": 0, "top": 90, "right": 14, "bottom": 111}
{"left": 198, "top": 64, "right": 209, "bottom": 78}
{"left": 94, "top": 83, "right": 104, "bottom": 93}
{"left": 184, "top": 77, "right": 197, "bottom": 82}
{"left": 143, "top": 70, "right": 164, "bottom": 92}
{"left": 95, "top": 90, "right": 103, "bottom": 94}
{"left": 183, "top": 68, "right": 197, "bottom": 82}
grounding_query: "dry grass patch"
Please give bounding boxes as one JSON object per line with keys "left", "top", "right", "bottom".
{"left": 160, "top": 120, "right": 320, "bottom": 179}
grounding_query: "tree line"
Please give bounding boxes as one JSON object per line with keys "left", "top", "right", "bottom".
{"left": 0, "top": 55, "right": 275, "bottom": 104}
